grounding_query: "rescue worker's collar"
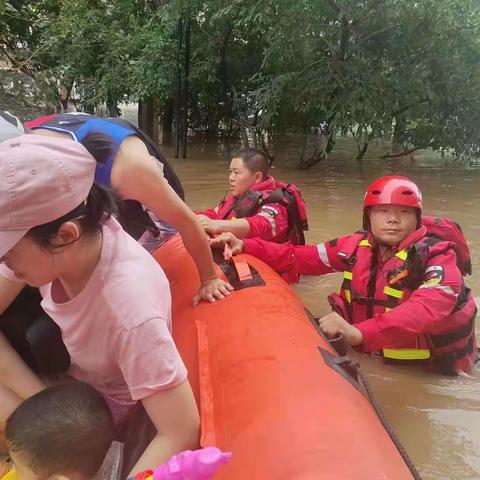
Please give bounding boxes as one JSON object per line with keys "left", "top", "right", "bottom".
{"left": 234, "top": 175, "right": 276, "bottom": 198}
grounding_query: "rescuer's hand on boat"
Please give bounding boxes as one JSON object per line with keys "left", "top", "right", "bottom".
{"left": 318, "top": 312, "right": 363, "bottom": 346}
{"left": 197, "top": 215, "right": 220, "bottom": 235}
{"left": 209, "top": 233, "right": 245, "bottom": 259}
{"left": 193, "top": 277, "right": 234, "bottom": 306}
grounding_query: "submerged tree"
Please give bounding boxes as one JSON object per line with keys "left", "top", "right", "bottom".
{"left": 1, "top": 0, "right": 480, "bottom": 163}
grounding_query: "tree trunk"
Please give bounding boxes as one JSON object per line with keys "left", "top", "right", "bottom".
{"left": 219, "top": 25, "right": 233, "bottom": 135}
{"left": 339, "top": 14, "right": 349, "bottom": 61}
{"left": 138, "top": 98, "right": 158, "bottom": 142}
{"left": 392, "top": 114, "right": 406, "bottom": 153}
{"left": 84, "top": 103, "right": 95, "bottom": 114}
{"left": 161, "top": 98, "right": 174, "bottom": 144}
{"left": 356, "top": 142, "right": 369, "bottom": 161}
{"left": 106, "top": 94, "right": 119, "bottom": 118}
{"left": 58, "top": 85, "right": 71, "bottom": 112}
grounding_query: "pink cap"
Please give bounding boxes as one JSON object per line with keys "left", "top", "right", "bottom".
{"left": 0, "top": 135, "right": 96, "bottom": 257}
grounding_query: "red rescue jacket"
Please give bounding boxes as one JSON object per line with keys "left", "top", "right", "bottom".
{"left": 243, "top": 226, "right": 478, "bottom": 374}
{"left": 198, "top": 177, "right": 308, "bottom": 244}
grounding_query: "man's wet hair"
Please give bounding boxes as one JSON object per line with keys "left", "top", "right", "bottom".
{"left": 234, "top": 148, "right": 270, "bottom": 180}
{"left": 6, "top": 381, "right": 114, "bottom": 479}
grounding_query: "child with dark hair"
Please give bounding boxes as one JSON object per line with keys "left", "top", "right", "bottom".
{"left": 0, "top": 136, "right": 199, "bottom": 477}
{"left": 196, "top": 148, "right": 307, "bottom": 244}
{"left": 5, "top": 382, "right": 114, "bottom": 480}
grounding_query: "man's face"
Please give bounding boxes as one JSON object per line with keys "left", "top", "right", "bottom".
{"left": 369, "top": 205, "right": 418, "bottom": 246}
{"left": 228, "top": 157, "right": 261, "bottom": 197}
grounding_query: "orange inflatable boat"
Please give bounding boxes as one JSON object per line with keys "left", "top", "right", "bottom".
{"left": 153, "top": 236, "right": 420, "bottom": 480}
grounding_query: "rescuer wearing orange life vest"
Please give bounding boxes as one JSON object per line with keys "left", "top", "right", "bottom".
{"left": 211, "top": 176, "right": 478, "bottom": 375}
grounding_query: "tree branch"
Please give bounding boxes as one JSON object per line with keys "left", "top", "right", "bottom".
{"left": 355, "top": 23, "right": 402, "bottom": 49}
{"left": 381, "top": 147, "right": 421, "bottom": 159}
{"left": 391, "top": 98, "right": 430, "bottom": 117}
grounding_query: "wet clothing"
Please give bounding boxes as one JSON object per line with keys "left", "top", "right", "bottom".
{"left": 243, "top": 226, "right": 478, "bottom": 374}
{"left": 198, "top": 177, "right": 290, "bottom": 243}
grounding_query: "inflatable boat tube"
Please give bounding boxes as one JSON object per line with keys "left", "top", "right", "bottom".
{"left": 152, "top": 235, "right": 418, "bottom": 480}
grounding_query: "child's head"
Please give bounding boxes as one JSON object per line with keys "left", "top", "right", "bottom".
{"left": 6, "top": 382, "right": 114, "bottom": 480}
{"left": 0, "top": 135, "right": 116, "bottom": 287}
{"left": 363, "top": 176, "right": 422, "bottom": 246}
{"left": 228, "top": 148, "right": 270, "bottom": 197}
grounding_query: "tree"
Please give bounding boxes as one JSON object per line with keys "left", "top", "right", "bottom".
{"left": 2, "top": 0, "right": 480, "bottom": 163}
{"left": 249, "top": 0, "right": 480, "bottom": 164}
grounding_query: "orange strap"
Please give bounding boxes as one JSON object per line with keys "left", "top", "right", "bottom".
{"left": 388, "top": 269, "right": 409, "bottom": 285}
{"left": 196, "top": 320, "right": 217, "bottom": 447}
{"left": 232, "top": 257, "right": 253, "bottom": 282}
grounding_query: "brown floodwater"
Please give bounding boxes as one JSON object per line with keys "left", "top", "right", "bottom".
{"left": 163, "top": 138, "right": 480, "bottom": 480}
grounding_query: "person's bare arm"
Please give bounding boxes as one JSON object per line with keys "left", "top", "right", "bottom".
{"left": 111, "top": 137, "right": 232, "bottom": 304}
{"left": 129, "top": 381, "right": 200, "bottom": 475}
{"left": 0, "top": 274, "right": 24, "bottom": 316}
{"left": 0, "top": 275, "right": 45, "bottom": 398}
{"left": 197, "top": 217, "right": 251, "bottom": 238}
{"left": 0, "top": 333, "right": 45, "bottom": 400}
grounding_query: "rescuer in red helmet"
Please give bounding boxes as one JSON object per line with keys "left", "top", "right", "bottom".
{"left": 210, "top": 176, "right": 478, "bottom": 375}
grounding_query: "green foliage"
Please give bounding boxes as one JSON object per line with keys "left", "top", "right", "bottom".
{"left": 1, "top": 0, "right": 480, "bottom": 161}
{"left": 251, "top": 0, "right": 480, "bottom": 161}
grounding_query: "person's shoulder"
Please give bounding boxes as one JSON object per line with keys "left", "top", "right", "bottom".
{"left": 103, "top": 218, "right": 169, "bottom": 281}
{"left": 326, "top": 232, "right": 365, "bottom": 248}
{"left": 117, "top": 135, "right": 150, "bottom": 164}
{"left": 101, "top": 269, "right": 171, "bottom": 331}
{"left": 112, "top": 135, "right": 163, "bottom": 194}
{"left": 256, "top": 202, "right": 287, "bottom": 218}
{"left": 100, "top": 219, "right": 172, "bottom": 330}
{"left": 420, "top": 236, "right": 457, "bottom": 258}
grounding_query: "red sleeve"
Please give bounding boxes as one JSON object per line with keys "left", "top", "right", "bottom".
{"left": 245, "top": 203, "right": 289, "bottom": 241}
{"left": 243, "top": 238, "right": 343, "bottom": 277}
{"left": 357, "top": 248, "right": 464, "bottom": 352}
{"left": 195, "top": 208, "right": 218, "bottom": 219}
{"left": 319, "top": 236, "right": 363, "bottom": 272}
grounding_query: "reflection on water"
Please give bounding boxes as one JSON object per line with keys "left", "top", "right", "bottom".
{"left": 164, "top": 138, "right": 480, "bottom": 480}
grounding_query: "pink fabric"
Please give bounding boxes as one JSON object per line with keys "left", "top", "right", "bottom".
{"left": 0, "top": 218, "right": 187, "bottom": 424}
{"left": 0, "top": 135, "right": 96, "bottom": 257}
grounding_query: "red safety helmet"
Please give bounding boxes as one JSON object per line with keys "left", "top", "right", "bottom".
{"left": 363, "top": 176, "right": 422, "bottom": 229}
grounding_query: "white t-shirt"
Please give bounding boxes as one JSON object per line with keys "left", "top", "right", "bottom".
{"left": 1, "top": 217, "right": 187, "bottom": 423}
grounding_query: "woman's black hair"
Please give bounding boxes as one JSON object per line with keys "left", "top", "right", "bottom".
{"left": 27, "top": 184, "right": 118, "bottom": 249}
{"left": 79, "top": 131, "right": 115, "bottom": 165}
{"left": 80, "top": 127, "right": 186, "bottom": 202}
